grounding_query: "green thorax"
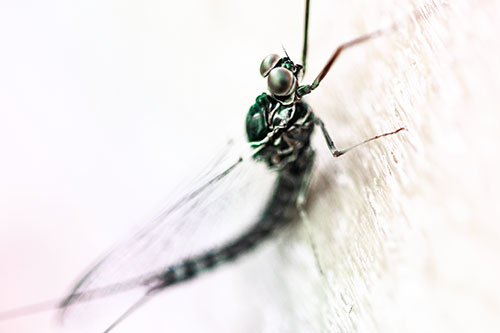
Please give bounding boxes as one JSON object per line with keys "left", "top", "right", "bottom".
{"left": 246, "top": 93, "right": 311, "bottom": 142}
{"left": 245, "top": 93, "right": 314, "bottom": 168}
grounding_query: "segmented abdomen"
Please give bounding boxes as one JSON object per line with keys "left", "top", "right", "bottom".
{"left": 150, "top": 147, "right": 315, "bottom": 291}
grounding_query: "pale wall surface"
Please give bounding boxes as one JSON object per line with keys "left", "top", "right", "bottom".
{"left": 0, "top": 0, "right": 499, "bottom": 332}
{"left": 295, "top": 0, "right": 500, "bottom": 332}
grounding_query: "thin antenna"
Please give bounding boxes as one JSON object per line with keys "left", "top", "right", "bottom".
{"left": 281, "top": 44, "right": 290, "bottom": 59}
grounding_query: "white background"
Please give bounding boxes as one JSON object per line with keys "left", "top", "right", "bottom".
{"left": 0, "top": 0, "right": 316, "bottom": 332}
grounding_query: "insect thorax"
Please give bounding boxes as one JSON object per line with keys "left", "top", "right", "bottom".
{"left": 246, "top": 93, "right": 314, "bottom": 168}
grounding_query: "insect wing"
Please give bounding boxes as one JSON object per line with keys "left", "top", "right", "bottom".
{"left": 59, "top": 142, "right": 276, "bottom": 330}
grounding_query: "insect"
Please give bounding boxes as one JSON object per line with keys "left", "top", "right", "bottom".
{"left": 0, "top": 0, "right": 420, "bottom": 331}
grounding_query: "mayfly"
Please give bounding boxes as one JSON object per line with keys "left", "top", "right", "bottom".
{"left": 0, "top": 0, "right": 428, "bottom": 331}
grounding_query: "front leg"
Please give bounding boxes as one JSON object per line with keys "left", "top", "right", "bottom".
{"left": 314, "top": 117, "right": 406, "bottom": 158}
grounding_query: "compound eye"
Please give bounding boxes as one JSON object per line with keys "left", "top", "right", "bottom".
{"left": 260, "top": 54, "right": 280, "bottom": 77}
{"left": 267, "top": 67, "right": 296, "bottom": 96}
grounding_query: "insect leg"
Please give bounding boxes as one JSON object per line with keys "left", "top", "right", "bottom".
{"left": 301, "top": 0, "right": 311, "bottom": 75}
{"left": 297, "top": 28, "right": 389, "bottom": 99}
{"left": 314, "top": 117, "right": 406, "bottom": 157}
{"left": 102, "top": 290, "right": 157, "bottom": 333}
{"left": 296, "top": 150, "right": 326, "bottom": 277}
{"left": 310, "top": 28, "right": 389, "bottom": 90}
{"left": 296, "top": 149, "right": 315, "bottom": 211}
{"left": 297, "top": 1, "right": 438, "bottom": 98}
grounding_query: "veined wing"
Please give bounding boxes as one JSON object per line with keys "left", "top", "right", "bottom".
{"left": 59, "top": 141, "right": 277, "bottom": 329}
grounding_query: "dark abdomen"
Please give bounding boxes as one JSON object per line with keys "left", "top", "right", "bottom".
{"left": 151, "top": 147, "right": 315, "bottom": 290}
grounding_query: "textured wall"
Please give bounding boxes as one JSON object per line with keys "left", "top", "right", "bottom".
{"left": 296, "top": 0, "right": 500, "bottom": 332}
